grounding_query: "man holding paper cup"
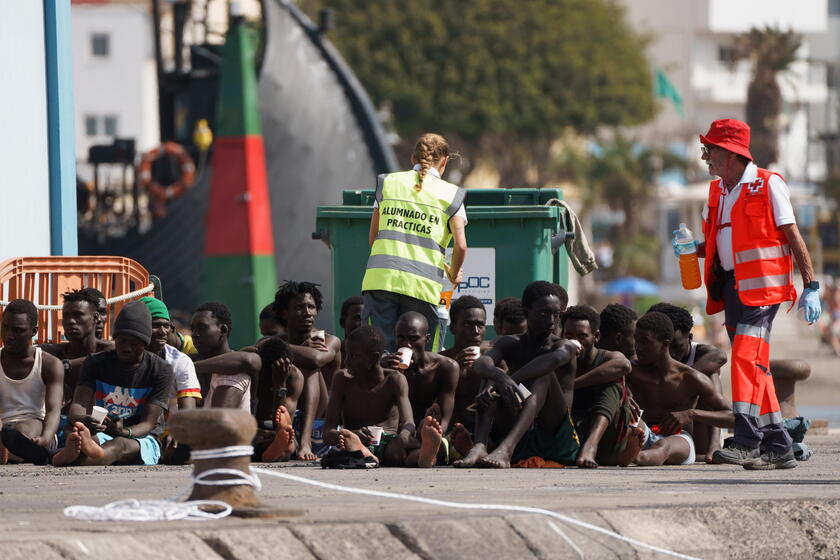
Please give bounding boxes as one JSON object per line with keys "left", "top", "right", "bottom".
{"left": 53, "top": 302, "right": 174, "bottom": 467}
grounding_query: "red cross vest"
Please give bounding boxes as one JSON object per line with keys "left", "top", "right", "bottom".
{"left": 702, "top": 167, "right": 797, "bottom": 315}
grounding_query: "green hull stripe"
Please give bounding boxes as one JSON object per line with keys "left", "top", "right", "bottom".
{"left": 201, "top": 254, "right": 277, "bottom": 349}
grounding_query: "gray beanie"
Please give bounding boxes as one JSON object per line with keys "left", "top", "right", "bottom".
{"left": 113, "top": 301, "right": 152, "bottom": 345}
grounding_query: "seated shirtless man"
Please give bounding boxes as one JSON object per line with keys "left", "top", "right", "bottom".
{"left": 0, "top": 299, "right": 64, "bottom": 465}
{"left": 493, "top": 297, "right": 527, "bottom": 336}
{"left": 439, "top": 295, "right": 489, "bottom": 456}
{"left": 323, "top": 326, "right": 418, "bottom": 467}
{"left": 560, "top": 305, "right": 636, "bottom": 468}
{"left": 628, "top": 312, "right": 733, "bottom": 466}
{"left": 649, "top": 302, "right": 727, "bottom": 463}
{"left": 595, "top": 303, "right": 638, "bottom": 360}
{"left": 456, "top": 281, "right": 581, "bottom": 468}
{"left": 252, "top": 336, "right": 304, "bottom": 462}
{"left": 273, "top": 281, "right": 341, "bottom": 460}
{"left": 40, "top": 290, "right": 114, "bottom": 403}
{"left": 338, "top": 295, "right": 364, "bottom": 365}
{"left": 383, "top": 312, "right": 458, "bottom": 466}
{"left": 53, "top": 302, "right": 173, "bottom": 466}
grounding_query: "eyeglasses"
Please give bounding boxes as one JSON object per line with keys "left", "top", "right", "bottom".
{"left": 701, "top": 145, "right": 721, "bottom": 158}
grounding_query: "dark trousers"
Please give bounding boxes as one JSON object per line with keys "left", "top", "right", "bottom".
{"left": 362, "top": 290, "right": 441, "bottom": 352}
{"left": 723, "top": 275, "right": 792, "bottom": 453}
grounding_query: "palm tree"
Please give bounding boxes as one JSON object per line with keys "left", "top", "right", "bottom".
{"left": 554, "top": 133, "right": 687, "bottom": 279}
{"left": 556, "top": 133, "right": 686, "bottom": 237}
{"left": 736, "top": 26, "right": 802, "bottom": 168}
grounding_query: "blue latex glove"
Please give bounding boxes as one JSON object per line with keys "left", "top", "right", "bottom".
{"left": 798, "top": 288, "right": 821, "bottom": 324}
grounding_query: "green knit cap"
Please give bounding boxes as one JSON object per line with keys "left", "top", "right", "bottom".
{"left": 140, "top": 296, "right": 170, "bottom": 320}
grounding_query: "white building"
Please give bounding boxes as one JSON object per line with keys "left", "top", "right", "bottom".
{"left": 619, "top": 0, "right": 830, "bottom": 284}
{"left": 622, "top": 0, "right": 828, "bottom": 182}
{"left": 71, "top": 0, "right": 159, "bottom": 159}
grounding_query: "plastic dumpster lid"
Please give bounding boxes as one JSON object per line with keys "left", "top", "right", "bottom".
{"left": 341, "top": 188, "right": 563, "bottom": 206}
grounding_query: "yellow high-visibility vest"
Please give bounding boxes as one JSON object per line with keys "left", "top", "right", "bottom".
{"left": 362, "top": 170, "right": 465, "bottom": 304}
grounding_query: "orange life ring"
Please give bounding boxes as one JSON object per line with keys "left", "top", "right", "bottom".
{"left": 138, "top": 142, "right": 196, "bottom": 202}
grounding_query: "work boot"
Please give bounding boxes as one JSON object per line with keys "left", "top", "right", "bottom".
{"left": 710, "top": 443, "right": 760, "bottom": 465}
{"left": 742, "top": 448, "right": 797, "bottom": 470}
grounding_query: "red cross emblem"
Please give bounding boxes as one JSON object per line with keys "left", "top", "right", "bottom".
{"left": 745, "top": 178, "right": 764, "bottom": 195}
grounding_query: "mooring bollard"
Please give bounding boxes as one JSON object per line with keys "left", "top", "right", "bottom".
{"left": 168, "top": 408, "right": 302, "bottom": 518}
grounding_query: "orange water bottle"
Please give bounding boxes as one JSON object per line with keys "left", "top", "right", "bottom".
{"left": 675, "top": 223, "right": 701, "bottom": 290}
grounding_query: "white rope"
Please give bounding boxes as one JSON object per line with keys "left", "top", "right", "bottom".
{"left": 60, "top": 445, "right": 701, "bottom": 559}
{"left": 193, "top": 468, "right": 262, "bottom": 492}
{"left": 63, "top": 499, "right": 232, "bottom": 522}
{"left": 190, "top": 445, "right": 254, "bottom": 461}
{"left": 251, "top": 468, "right": 700, "bottom": 560}
{"left": 0, "top": 283, "right": 155, "bottom": 310}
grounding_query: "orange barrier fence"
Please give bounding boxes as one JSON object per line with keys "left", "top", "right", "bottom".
{"left": 0, "top": 257, "right": 154, "bottom": 344}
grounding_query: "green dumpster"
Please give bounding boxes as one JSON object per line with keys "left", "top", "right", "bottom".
{"left": 313, "top": 188, "right": 571, "bottom": 342}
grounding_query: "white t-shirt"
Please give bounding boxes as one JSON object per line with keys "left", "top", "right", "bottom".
{"left": 373, "top": 165, "right": 467, "bottom": 224}
{"left": 159, "top": 344, "right": 202, "bottom": 402}
{"left": 206, "top": 373, "right": 251, "bottom": 411}
{"left": 701, "top": 162, "right": 795, "bottom": 271}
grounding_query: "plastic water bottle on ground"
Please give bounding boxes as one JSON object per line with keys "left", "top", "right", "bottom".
{"left": 674, "top": 223, "right": 701, "bottom": 290}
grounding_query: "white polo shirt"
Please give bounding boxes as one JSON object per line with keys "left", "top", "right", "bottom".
{"left": 702, "top": 162, "right": 795, "bottom": 271}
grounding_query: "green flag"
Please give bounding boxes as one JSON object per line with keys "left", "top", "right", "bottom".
{"left": 654, "top": 67, "right": 685, "bottom": 119}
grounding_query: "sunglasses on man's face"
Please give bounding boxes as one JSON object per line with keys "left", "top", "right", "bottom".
{"left": 701, "top": 145, "right": 724, "bottom": 158}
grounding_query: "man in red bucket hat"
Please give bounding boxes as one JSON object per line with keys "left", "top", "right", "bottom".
{"left": 676, "top": 118, "right": 821, "bottom": 470}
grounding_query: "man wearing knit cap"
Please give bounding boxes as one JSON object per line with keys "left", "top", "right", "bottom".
{"left": 681, "top": 118, "right": 821, "bottom": 470}
{"left": 141, "top": 297, "right": 201, "bottom": 463}
{"left": 53, "top": 302, "right": 174, "bottom": 466}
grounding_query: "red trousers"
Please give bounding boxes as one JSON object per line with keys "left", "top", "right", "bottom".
{"left": 723, "top": 276, "right": 792, "bottom": 452}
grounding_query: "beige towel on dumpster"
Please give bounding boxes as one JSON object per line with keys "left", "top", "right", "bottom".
{"left": 544, "top": 199, "right": 597, "bottom": 277}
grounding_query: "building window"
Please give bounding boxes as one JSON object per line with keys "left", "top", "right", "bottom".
{"left": 91, "top": 33, "right": 110, "bottom": 57}
{"left": 104, "top": 116, "right": 118, "bottom": 136}
{"left": 85, "top": 115, "right": 98, "bottom": 137}
{"left": 718, "top": 46, "right": 738, "bottom": 66}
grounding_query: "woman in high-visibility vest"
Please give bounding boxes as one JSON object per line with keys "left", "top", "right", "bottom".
{"left": 361, "top": 133, "right": 467, "bottom": 351}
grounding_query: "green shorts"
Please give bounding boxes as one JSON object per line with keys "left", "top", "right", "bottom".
{"left": 511, "top": 413, "right": 580, "bottom": 466}
{"left": 369, "top": 433, "right": 398, "bottom": 461}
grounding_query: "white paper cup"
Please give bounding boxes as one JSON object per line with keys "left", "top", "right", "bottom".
{"left": 465, "top": 346, "right": 480, "bottom": 359}
{"left": 312, "top": 330, "right": 326, "bottom": 342}
{"left": 397, "top": 347, "right": 413, "bottom": 369}
{"left": 367, "top": 426, "right": 384, "bottom": 446}
{"left": 90, "top": 406, "right": 109, "bottom": 424}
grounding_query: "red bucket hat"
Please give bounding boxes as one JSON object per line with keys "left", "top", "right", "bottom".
{"left": 699, "top": 118, "right": 752, "bottom": 160}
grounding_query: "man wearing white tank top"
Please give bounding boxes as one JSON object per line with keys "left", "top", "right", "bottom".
{"left": 0, "top": 299, "right": 64, "bottom": 464}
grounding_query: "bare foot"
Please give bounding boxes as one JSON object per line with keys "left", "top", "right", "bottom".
{"left": 453, "top": 443, "right": 488, "bottom": 468}
{"left": 297, "top": 444, "right": 317, "bottom": 461}
{"left": 478, "top": 446, "right": 512, "bottom": 469}
{"left": 575, "top": 442, "right": 598, "bottom": 468}
{"left": 75, "top": 422, "right": 105, "bottom": 460}
{"left": 262, "top": 406, "right": 295, "bottom": 462}
{"left": 338, "top": 429, "right": 377, "bottom": 462}
{"left": 449, "top": 423, "right": 473, "bottom": 457}
{"left": 705, "top": 447, "right": 720, "bottom": 464}
{"left": 52, "top": 429, "right": 82, "bottom": 466}
{"left": 618, "top": 426, "right": 645, "bottom": 467}
{"left": 417, "top": 416, "right": 443, "bottom": 468}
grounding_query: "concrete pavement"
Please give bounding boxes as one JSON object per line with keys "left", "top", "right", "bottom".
{"left": 2, "top": 433, "right": 840, "bottom": 559}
